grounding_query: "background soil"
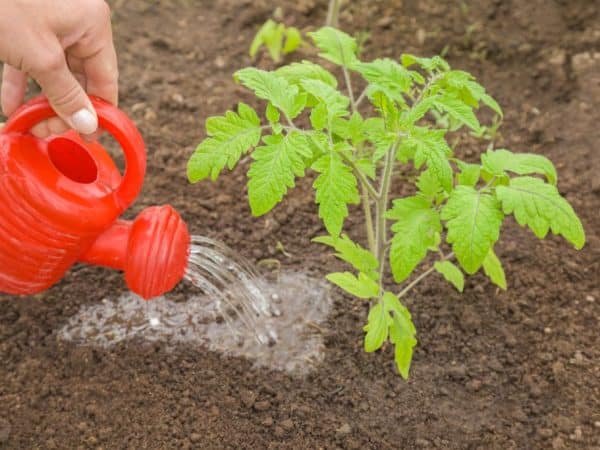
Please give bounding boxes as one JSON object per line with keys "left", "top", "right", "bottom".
{"left": 1, "top": 0, "right": 599, "bottom": 448}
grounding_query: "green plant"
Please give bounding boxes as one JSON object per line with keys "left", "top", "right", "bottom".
{"left": 188, "top": 27, "right": 585, "bottom": 378}
{"left": 250, "top": 18, "right": 303, "bottom": 63}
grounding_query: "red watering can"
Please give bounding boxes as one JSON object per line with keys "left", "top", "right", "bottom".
{"left": 0, "top": 96, "right": 190, "bottom": 299}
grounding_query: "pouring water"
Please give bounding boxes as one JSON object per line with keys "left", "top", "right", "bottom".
{"left": 184, "top": 235, "right": 280, "bottom": 345}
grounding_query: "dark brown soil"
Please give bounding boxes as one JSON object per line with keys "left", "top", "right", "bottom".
{"left": 1, "top": 0, "right": 599, "bottom": 448}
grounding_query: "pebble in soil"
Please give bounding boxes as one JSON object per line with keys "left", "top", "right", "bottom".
{"left": 57, "top": 272, "right": 332, "bottom": 375}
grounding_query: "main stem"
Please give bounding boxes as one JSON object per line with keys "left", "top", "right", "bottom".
{"left": 375, "top": 141, "right": 398, "bottom": 290}
{"left": 326, "top": 0, "right": 342, "bottom": 27}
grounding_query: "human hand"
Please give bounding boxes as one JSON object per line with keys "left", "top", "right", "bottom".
{"left": 0, "top": 0, "right": 118, "bottom": 137}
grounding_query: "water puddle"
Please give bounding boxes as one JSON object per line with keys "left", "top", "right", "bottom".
{"left": 57, "top": 272, "right": 332, "bottom": 375}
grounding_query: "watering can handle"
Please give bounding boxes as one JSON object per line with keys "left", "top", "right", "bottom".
{"left": 2, "top": 96, "right": 146, "bottom": 210}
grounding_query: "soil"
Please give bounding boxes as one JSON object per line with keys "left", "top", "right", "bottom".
{"left": 1, "top": 0, "right": 599, "bottom": 449}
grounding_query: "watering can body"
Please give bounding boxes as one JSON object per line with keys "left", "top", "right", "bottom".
{"left": 0, "top": 96, "right": 190, "bottom": 299}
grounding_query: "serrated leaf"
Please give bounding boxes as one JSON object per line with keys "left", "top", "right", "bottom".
{"left": 434, "top": 260, "right": 464, "bottom": 292}
{"left": 250, "top": 20, "right": 280, "bottom": 59}
{"left": 283, "top": 27, "right": 303, "bottom": 54}
{"left": 362, "top": 117, "right": 396, "bottom": 161}
{"left": 275, "top": 60, "right": 338, "bottom": 87}
{"left": 369, "top": 90, "right": 400, "bottom": 129}
{"left": 404, "top": 128, "right": 453, "bottom": 191}
{"left": 188, "top": 103, "right": 262, "bottom": 182}
{"left": 482, "top": 149, "right": 557, "bottom": 185}
{"left": 402, "top": 96, "right": 438, "bottom": 125}
{"left": 313, "top": 234, "right": 379, "bottom": 279}
{"left": 482, "top": 248, "right": 507, "bottom": 290}
{"left": 355, "top": 159, "right": 376, "bottom": 180}
{"left": 308, "top": 26, "right": 359, "bottom": 68}
{"left": 383, "top": 292, "right": 417, "bottom": 379}
{"left": 363, "top": 302, "right": 390, "bottom": 352}
{"left": 301, "top": 79, "right": 350, "bottom": 122}
{"left": 266, "top": 102, "right": 280, "bottom": 125}
{"left": 457, "top": 161, "right": 481, "bottom": 187}
{"left": 247, "top": 132, "right": 311, "bottom": 216}
{"left": 416, "top": 168, "right": 443, "bottom": 198}
{"left": 386, "top": 196, "right": 442, "bottom": 282}
{"left": 326, "top": 271, "right": 379, "bottom": 299}
{"left": 434, "top": 96, "right": 481, "bottom": 132}
{"left": 332, "top": 111, "right": 364, "bottom": 145}
{"left": 441, "top": 186, "right": 504, "bottom": 274}
{"left": 495, "top": 177, "right": 585, "bottom": 249}
{"left": 312, "top": 153, "right": 360, "bottom": 236}
{"left": 354, "top": 58, "right": 413, "bottom": 101}
{"left": 480, "top": 92, "right": 503, "bottom": 117}
{"left": 401, "top": 54, "right": 450, "bottom": 72}
{"left": 235, "top": 68, "right": 304, "bottom": 119}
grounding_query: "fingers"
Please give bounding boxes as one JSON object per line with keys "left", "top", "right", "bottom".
{"left": 30, "top": 43, "right": 98, "bottom": 135}
{"left": 82, "top": 36, "right": 118, "bottom": 106}
{"left": 1, "top": 65, "right": 28, "bottom": 116}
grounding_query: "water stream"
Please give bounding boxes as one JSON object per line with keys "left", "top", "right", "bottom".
{"left": 58, "top": 236, "right": 332, "bottom": 374}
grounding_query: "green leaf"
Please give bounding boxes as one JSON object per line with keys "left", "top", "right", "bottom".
{"left": 266, "top": 102, "right": 280, "bottom": 125}
{"left": 402, "top": 96, "right": 438, "bottom": 126}
{"left": 283, "top": 27, "right": 303, "bottom": 54}
{"left": 383, "top": 292, "right": 417, "bottom": 380}
{"left": 482, "top": 149, "right": 558, "bottom": 185}
{"left": 308, "top": 26, "right": 359, "bottom": 68}
{"left": 416, "top": 168, "right": 443, "bottom": 199}
{"left": 354, "top": 58, "right": 412, "bottom": 101}
{"left": 405, "top": 128, "right": 453, "bottom": 191}
{"left": 247, "top": 132, "right": 311, "bottom": 216}
{"left": 332, "top": 112, "right": 364, "bottom": 145}
{"left": 188, "top": 103, "right": 262, "bottom": 182}
{"left": 363, "top": 302, "right": 390, "bottom": 352}
{"left": 301, "top": 79, "right": 350, "bottom": 121}
{"left": 434, "top": 260, "right": 464, "bottom": 292}
{"left": 275, "top": 61, "right": 338, "bottom": 88}
{"left": 355, "top": 159, "right": 376, "bottom": 180}
{"left": 313, "top": 234, "right": 378, "bottom": 280}
{"left": 480, "top": 92, "right": 503, "bottom": 117}
{"left": 437, "top": 71, "right": 503, "bottom": 117}
{"left": 457, "top": 161, "right": 481, "bottom": 187}
{"left": 312, "top": 152, "right": 360, "bottom": 236}
{"left": 386, "top": 196, "right": 442, "bottom": 282}
{"left": 434, "top": 96, "right": 481, "bottom": 132}
{"left": 235, "top": 68, "right": 305, "bottom": 119}
{"left": 326, "top": 271, "right": 379, "bottom": 299}
{"left": 441, "top": 186, "right": 504, "bottom": 274}
{"left": 482, "top": 248, "right": 507, "bottom": 290}
{"left": 369, "top": 90, "right": 400, "bottom": 129}
{"left": 250, "top": 20, "right": 283, "bottom": 61}
{"left": 495, "top": 177, "right": 585, "bottom": 249}
{"left": 401, "top": 54, "right": 450, "bottom": 72}
{"left": 362, "top": 117, "right": 396, "bottom": 161}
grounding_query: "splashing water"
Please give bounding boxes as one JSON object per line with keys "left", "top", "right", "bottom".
{"left": 57, "top": 236, "right": 333, "bottom": 374}
{"left": 185, "top": 235, "right": 280, "bottom": 346}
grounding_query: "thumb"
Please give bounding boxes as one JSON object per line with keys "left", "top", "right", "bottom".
{"left": 31, "top": 51, "right": 98, "bottom": 136}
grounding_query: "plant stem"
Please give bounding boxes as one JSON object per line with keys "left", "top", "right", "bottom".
{"left": 343, "top": 66, "right": 356, "bottom": 113}
{"left": 373, "top": 140, "right": 399, "bottom": 292}
{"left": 355, "top": 87, "right": 368, "bottom": 108}
{"left": 376, "top": 141, "right": 398, "bottom": 260}
{"left": 326, "top": 0, "right": 342, "bottom": 28}
{"left": 361, "top": 183, "right": 376, "bottom": 254}
{"left": 397, "top": 252, "right": 455, "bottom": 299}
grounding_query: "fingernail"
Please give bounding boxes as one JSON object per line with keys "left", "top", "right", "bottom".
{"left": 69, "top": 108, "right": 97, "bottom": 135}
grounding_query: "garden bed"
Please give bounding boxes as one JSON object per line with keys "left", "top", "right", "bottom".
{"left": 1, "top": 0, "right": 598, "bottom": 448}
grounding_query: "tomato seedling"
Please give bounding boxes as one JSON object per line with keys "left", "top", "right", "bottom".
{"left": 250, "top": 18, "right": 303, "bottom": 63}
{"left": 188, "top": 27, "right": 586, "bottom": 378}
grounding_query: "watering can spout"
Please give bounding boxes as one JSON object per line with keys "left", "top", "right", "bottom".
{"left": 80, "top": 206, "right": 191, "bottom": 299}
